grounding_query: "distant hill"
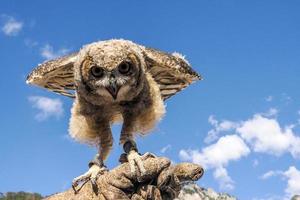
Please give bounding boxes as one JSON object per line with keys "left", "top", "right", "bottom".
{"left": 177, "top": 183, "right": 237, "bottom": 200}
{"left": 177, "top": 183, "right": 299, "bottom": 200}
{"left": 0, "top": 192, "right": 42, "bottom": 200}
{"left": 292, "top": 195, "right": 300, "bottom": 200}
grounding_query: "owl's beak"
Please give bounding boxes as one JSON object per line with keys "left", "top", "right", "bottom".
{"left": 106, "top": 79, "right": 119, "bottom": 100}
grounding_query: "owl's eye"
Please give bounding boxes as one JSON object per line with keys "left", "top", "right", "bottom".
{"left": 118, "top": 62, "right": 132, "bottom": 75}
{"left": 90, "top": 66, "right": 104, "bottom": 78}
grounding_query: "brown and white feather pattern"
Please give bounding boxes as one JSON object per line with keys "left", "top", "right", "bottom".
{"left": 26, "top": 40, "right": 201, "bottom": 101}
{"left": 25, "top": 39, "right": 201, "bottom": 178}
{"left": 26, "top": 53, "right": 77, "bottom": 98}
{"left": 144, "top": 47, "right": 201, "bottom": 100}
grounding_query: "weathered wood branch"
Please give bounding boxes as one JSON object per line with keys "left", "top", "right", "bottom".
{"left": 44, "top": 156, "right": 204, "bottom": 200}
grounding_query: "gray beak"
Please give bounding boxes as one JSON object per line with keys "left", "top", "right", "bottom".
{"left": 106, "top": 78, "right": 119, "bottom": 100}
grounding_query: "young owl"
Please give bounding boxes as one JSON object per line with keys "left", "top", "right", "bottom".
{"left": 26, "top": 39, "right": 201, "bottom": 191}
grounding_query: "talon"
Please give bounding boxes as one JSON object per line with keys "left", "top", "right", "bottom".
{"left": 72, "top": 164, "right": 107, "bottom": 194}
{"left": 91, "top": 177, "right": 99, "bottom": 195}
{"left": 127, "top": 150, "right": 146, "bottom": 181}
{"left": 123, "top": 140, "right": 148, "bottom": 182}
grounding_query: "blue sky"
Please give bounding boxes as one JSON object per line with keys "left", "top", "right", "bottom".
{"left": 0, "top": 1, "right": 300, "bottom": 199}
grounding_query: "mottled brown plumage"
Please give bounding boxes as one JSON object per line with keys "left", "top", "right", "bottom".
{"left": 26, "top": 39, "right": 201, "bottom": 192}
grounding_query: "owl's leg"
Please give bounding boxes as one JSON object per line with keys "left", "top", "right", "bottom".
{"left": 119, "top": 119, "right": 148, "bottom": 182}
{"left": 72, "top": 123, "right": 113, "bottom": 194}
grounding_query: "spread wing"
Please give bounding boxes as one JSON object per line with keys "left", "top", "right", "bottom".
{"left": 144, "top": 48, "right": 201, "bottom": 100}
{"left": 26, "top": 53, "right": 77, "bottom": 98}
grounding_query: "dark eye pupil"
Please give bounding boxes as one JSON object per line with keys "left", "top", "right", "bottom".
{"left": 118, "top": 62, "right": 131, "bottom": 74}
{"left": 91, "top": 66, "right": 103, "bottom": 77}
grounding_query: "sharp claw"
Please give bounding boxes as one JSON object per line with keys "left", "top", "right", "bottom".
{"left": 122, "top": 141, "right": 153, "bottom": 181}
{"left": 135, "top": 156, "right": 146, "bottom": 175}
{"left": 127, "top": 150, "right": 148, "bottom": 181}
{"left": 72, "top": 165, "right": 107, "bottom": 194}
{"left": 72, "top": 184, "right": 78, "bottom": 194}
{"left": 129, "top": 156, "right": 136, "bottom": 174}
{"left": 72, "top": 176, "right": 90, "bottom": 194}
{"left": 73, "top": 173, "right": 90, "bottom": 184}
{"left": 91, "top": 178, "right": 99, "bottom": 195}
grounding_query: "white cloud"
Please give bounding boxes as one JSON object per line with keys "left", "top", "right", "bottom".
{"left": 263, "top": 108, "right": 279, "bottom": 117}
{"left": 28, "top": 96, "right": 63, "bottom": 121}
{"left": 207, "top": 112, "right": 300, "bottom": 159}
{"left": 265, "top": 96, "right": 273, "bottom": 102}
{"left": 253, "top": 159, "right": 259, "bottom": 168}
{"left": 281, "top": 93, "right": 292, "bottom": 104}
{"left": 237, "top": 114, "right": 300, "bottom": 158}
{"left": 1, "top": 15, "right": 23, "bottom": 36}
{"left": 205, "top": 109, "right": 280, "bottom": 144}
{"left": 190, "top": 109, "right": 300, "bottom": 195}
{"left": 208, "top": 115, "right": 218, "bottom": 126}
{"left": 252, "top": 194, "right": 283, "bottom": 200}
{"left": 183, "top": 109, "right": 300, "bottom": 192}
{"left": 284, "top": 166, "right": 300, "bottom": 198}
{"left": 40, "top": 44, "right": 70, "bottom": 60}
{"left": 180, "top": 135, "right": 250, "bottom": 168}
{"left": 24, "top": 38, "right": 39, "bottom": 47}
{"left": 160, "top": 144, "right": 171, "bottom": 154}
{"left": 205, "top": 115, "right": 239, "bottom": 143}
{"left": 260, "top": 166, "right": 300, "bottom": 199}
{"left": 179, "top": 135, "right": 250, "bottom": 190}
{"left": 213, "top": 166, "right": 234, "bottom": 190}
{"left": 260, "top": 170, "right": 283, "bottom": 180}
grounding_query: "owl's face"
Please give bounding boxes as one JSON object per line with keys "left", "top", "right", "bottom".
{"left": 74, "top": 40, "right": 146, "bottom": 103}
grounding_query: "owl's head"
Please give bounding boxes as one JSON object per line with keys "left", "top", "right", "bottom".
{"left": 73, "top": 40, "right": 147, "bottom": 103}
{"left": 26, "top": 39, "right": 201, "bottom": 103}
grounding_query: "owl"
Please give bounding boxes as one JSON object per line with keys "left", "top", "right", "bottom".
{"left": 26, "top": 39, "right": 201, "bottom": 192}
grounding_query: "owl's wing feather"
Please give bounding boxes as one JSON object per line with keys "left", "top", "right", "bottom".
{"left": 26, "top": 53, "right": 77, "bottom": 98}
{"left": 145, "top": 48, "right": 201, "bottom": 100}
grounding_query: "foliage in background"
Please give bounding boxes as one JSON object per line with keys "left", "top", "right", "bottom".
{"left": 0, "top": 192, "right": 42, "bottom": 200}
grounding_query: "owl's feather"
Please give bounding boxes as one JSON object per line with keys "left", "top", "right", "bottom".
{"left": 26, "top": 41, "right": 200, "bottom": 100}
{"left": 26, "top": 39, "right": 201, "bottom": 187}
{"left": 144, "top": 47, "right": 201, "bottom": 100}
{"left": 26, "top": 52, "right": 77, "bottom": 98}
